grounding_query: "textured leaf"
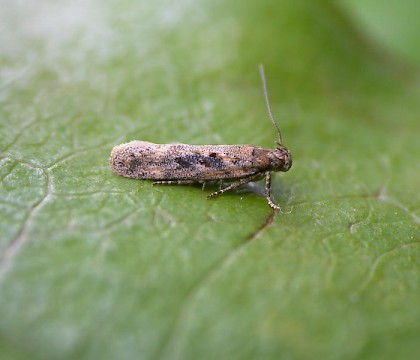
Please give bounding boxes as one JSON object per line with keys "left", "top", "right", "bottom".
{"left": 0, "top": 1, "right": 419, "bottom": 359}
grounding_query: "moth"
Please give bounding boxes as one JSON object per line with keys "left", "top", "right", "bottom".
{"left": 110, "top": 65, "right": 292, "bottom": 210}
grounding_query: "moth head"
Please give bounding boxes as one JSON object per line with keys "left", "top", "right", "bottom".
{"left": 269, "top": 144, "right": 292, "bottom": 172}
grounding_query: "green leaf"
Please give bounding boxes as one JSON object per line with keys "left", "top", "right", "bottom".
{"left": 1, "top": 1, "right": 419, "bottom": 359}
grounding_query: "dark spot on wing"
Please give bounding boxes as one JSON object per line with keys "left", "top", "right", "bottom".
{"left": 174, "top": 156, "right": 193, "bottom": 168}
{"left": 174, "top": 153, "right": 226, "bottom": 170}
{"left": 198, "top": 154, "right": 225, "bottom": 169}
{"left": 129, "top": 158, "right": 143, "bottom": 172}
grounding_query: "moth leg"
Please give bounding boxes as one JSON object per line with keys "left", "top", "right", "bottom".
{"left": 265, "top": 171, "right": 280, "bottom": 211}
{"left": 218, "top": 179, "right": 223, "bottom": 190}
{"left": 153, "top": 180, "right": 196, "bottom": 186}
{"left": 202, "top": 179, "right": 223, "bottom": 191}
{"left": 207, "top": 173, "right": 262, "bottom": 199}
{"left": 207, "top": 180, "right": 248, "bottom": 199}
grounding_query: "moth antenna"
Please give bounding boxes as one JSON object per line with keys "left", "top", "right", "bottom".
{"left": 259, "top": 64, "right": 283, "bottom": 146}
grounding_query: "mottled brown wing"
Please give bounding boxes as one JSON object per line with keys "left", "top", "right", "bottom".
{"left": 110, "top": 141, "right": 272, "bottom": 181}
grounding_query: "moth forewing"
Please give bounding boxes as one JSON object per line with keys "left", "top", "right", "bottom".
{"left": 109, "top": 65, "right": 292, "bottom": 210}
{"left": 110, "top": 141, "right": 276, "bottom": 180}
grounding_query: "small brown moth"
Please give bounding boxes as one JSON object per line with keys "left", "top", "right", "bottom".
{"left": 110, "top": 65, "right": 292, "bottom": 210}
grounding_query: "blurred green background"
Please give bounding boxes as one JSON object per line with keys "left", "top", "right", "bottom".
{"left": 0, "top": 0, "right": 419, "bottom": 359}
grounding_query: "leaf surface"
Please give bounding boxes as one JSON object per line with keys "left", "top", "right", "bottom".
{"left": 0, "top": 1, "right": 419, "bottom": 359}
